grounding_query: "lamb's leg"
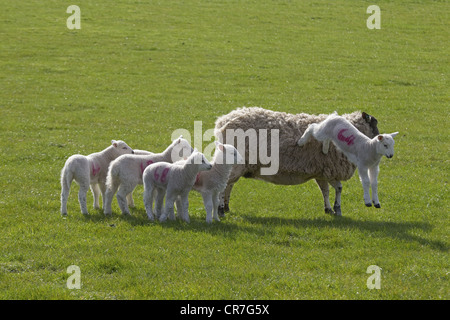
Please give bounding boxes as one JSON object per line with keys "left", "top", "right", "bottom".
{"left": 60, "top": 175, "right": 72, "bottom": 216}
{"left": 315, "top": 179, "right": 334, "bottom": 214}
{"left": 99, "top": 182, "right": 107, "bottom": 210}
{"left": 212, "top": 191, "right": 221, "bottom": 222}
{"left": 297, "top": 124, "right": 316, "bottom": 147}
{"left": 358, "top": 167, "right": 372, "bottom": 207}
{"left": 154, "top": 188, "right": 165, "bottom": 219}
{"left": 179, "top": 192, "right": 190, "bottom": 223}
{"left": 143, "top": 184, "right": 155, "bottom": 221}
{"left": 219, "top": 182, "right": 235, "bottom": 216}
{"left": 90, "top": 183, "right": 101, "bottom": 209}
{"left": 161, "top": 192, "right": 176, "bottom": 222}
{"left": 116, "top": 184, "right": 133, "bottom": 215}
{"left": 78, "top": 182, "right": 90, "bottom": 215}
{"left": 369, "top": 165, "right": 381, "bottom": 208}
{"left": 202, "top": 192, "right": 214, "bottom": 224}
{"left": 126, "top": 192, "right": 135, "bottom": 208}
{"left": 103, "top": 182, "right": 119, "bottom": 216}
{"left": 329, "top": 180, "right": 343, "bottom": 216}
{"left": 322, "top": 139, "right": 331, "bottom": 155}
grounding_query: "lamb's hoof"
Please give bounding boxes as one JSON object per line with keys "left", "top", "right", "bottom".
{"left": 365, "top": 202, "right": 372, "bottom": 207}
{"left": 333, "top": 205, "right": 342, "bottom": 216}
{"left": 324, "top": 208, "right": 334, "bottom": 215}
{"left": 374, "top": 203, "right": 381, "bottom": 209}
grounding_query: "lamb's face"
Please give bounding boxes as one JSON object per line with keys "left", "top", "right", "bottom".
{"left": 189, "top": 152, "right": 212, "bottom": 171}
{"left": 111, "top": 140, "right": 134, "bottom": 156}
{"left": 171, "top": 137, "right": 194, "bottom": 162}
{"left": 375, "top": 133, "right": 398, "bottom": 158}
{"left": 219, "top": 143, "right": 244, "bottom": 165}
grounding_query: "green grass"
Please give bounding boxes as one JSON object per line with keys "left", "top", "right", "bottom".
{"left": 0, "top": 0, "right": 448, "bottom": 299}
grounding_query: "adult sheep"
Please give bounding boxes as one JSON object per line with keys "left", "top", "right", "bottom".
{"left": 214, "top": 107, "right": 380, "bottom": 216}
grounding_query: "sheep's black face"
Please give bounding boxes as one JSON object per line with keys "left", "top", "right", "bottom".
{"left": 362, "top": 112, "right": 380, "bottom": 137}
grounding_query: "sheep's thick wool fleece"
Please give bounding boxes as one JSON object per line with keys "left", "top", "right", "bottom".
{"left": 215, "top": 107, "right": 374, "bottom": 181}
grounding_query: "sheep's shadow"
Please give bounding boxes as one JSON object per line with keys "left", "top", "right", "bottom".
{"left": 241, "top": 214, "right": 448, "bottom": 252}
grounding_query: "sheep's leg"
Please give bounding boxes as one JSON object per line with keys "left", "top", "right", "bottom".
{"left": 315, "top": 179, "right": 334, "bottom": 215}
{"left": 358, "top": 166, "right": 372, "bottom": 207}
{"left": 143, "top": 184, "right": 155, "bottom": 221}
{"left": 369, "top": 165, "right": 381, "bottom": 208}
{"left": 329, "top": 180, "right": 343, "bottom": 216}
{"left": 212, "top": 191, "right": 221, "bottom": 222}
{"left": 91, "top": 183, "right": 101, "bottom": 209}
{"left": 202, "top": 192, "right": 214, "bottom": 224}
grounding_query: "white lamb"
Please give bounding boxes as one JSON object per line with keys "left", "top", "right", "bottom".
{"left": 192, "top": 141, "right": 243, "bottom": 223}
{"left": 60, "top": 140, "right": 134, "bottom": 216}
{"left": 123, "top": 149, "right": 152, "bottom": 209}
{"left": 103, "top": 136, "right": 193, "bottom": 215}
{"left": 143, "top": 150, "right": 212, "bottom": 223}
{"left": 297, "top": 112, "right": 398, "bottom": 208}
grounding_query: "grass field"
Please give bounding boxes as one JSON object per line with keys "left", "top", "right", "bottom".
{"left": 0, "top": 0, "right": 448, "bottom": 300}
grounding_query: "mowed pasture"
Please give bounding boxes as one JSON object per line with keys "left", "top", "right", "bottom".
{"left": 0, "top": 0, "right": 448, "bottom": 299}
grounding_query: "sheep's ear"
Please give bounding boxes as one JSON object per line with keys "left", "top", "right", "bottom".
{"left": 112, "top": 140, "right": 118, "bottom": 147}
{"left": 362, "top": 112, "right": 371, "bottom": 122}
{"left": 390, "top": 132, "right": 399, "bottom": 139}
{"left": 377, "top": 135, "right": 384, "bottom": 141}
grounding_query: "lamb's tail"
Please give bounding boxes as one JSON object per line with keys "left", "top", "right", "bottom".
{"left": 60, "top": 162, "right": 74, "bottom": 192}
{"left": 105, "top": 159, "right": 120, "bottom": 191}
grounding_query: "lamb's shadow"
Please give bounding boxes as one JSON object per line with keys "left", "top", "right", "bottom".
{"left": 83, "top": 208, "right": 448, "bottom": 252}
{"left": 241, "top": 215, "right": 448, "bottom": 252}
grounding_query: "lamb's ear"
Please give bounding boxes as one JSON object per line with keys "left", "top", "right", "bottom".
{"left": 112, "top": 140, "right": 118, "bottom": 148}
{"left": 174, "top": 135, "right": 183, "bottom": 144}
{"left": 377, "top": 135, "right": 384, "bottom": 141}
{"left": 362, "top": 112, "right": 371, "bottom": 123}
{"left": 215, "top": 141, "right": 224, "bottom": 151}
{"left": 390, "top": 132, "right": 399, "bottom": 139}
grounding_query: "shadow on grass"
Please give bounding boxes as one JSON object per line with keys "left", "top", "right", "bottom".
{"left": 80, "top": 208, "right": 448, "bottom": 252}
{"left": 241, "top": 214, "right": 448, "bottom": 252}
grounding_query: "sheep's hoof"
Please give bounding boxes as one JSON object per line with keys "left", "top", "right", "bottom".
{"left": 333, "top": 205, "right": 342, "bottom": 216}
{"left": 374, "top": 203, "right": 381, "bottom": 208}
{"left": 218, "top": 206, "right": 225, "bottom": 217}
{"left": 324, "top": 208, "right": 334, "bottom": 215}
{"left": 365, "top": 202, "right": 372, "bottom": 207}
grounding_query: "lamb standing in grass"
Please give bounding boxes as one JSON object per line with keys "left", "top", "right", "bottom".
{"left": 143, "top": 150, "right": 212, "bottom": 222}
{"left": 192, "top": 142, "right": 243, "bottom": 223}
{"left": 104, "top": 136, "right": 193, "bottom": 216}
{"left": 297, "top": 112, "right": 398, "bottom": 208}
{"left": 214, "top": 107, "right": 380, "bottom": 216}
{"left": 60, "top": 140, "right": 134, "bottom": 216}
